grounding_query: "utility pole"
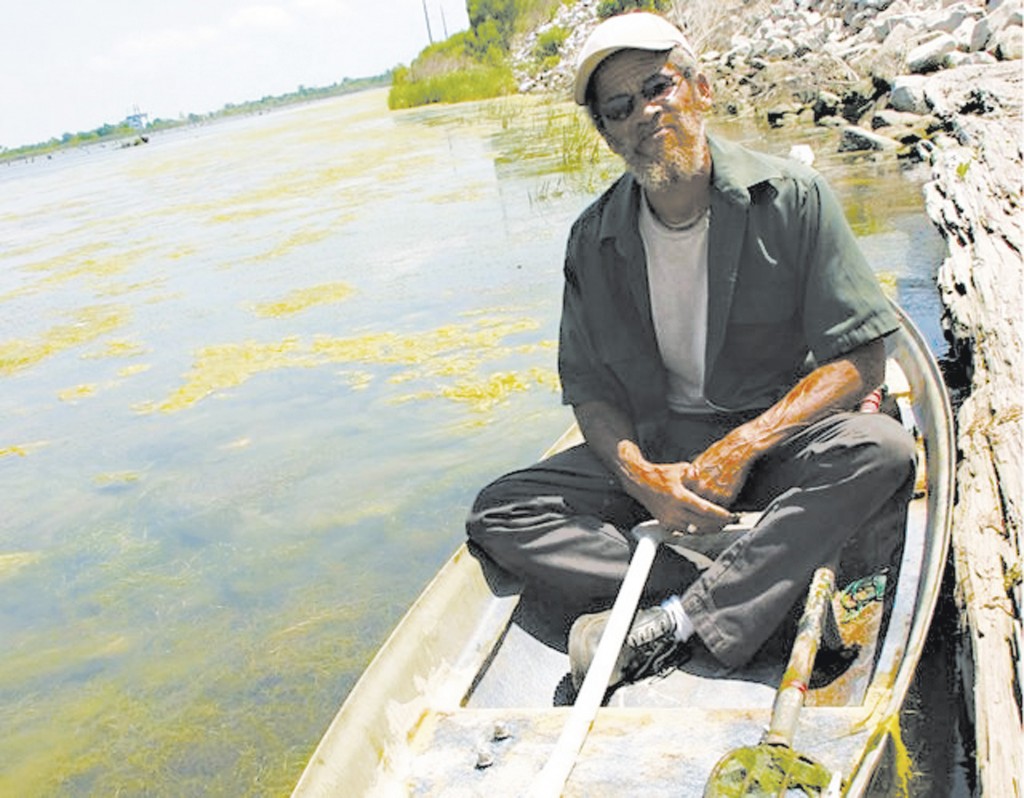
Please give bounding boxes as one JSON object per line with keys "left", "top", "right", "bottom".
{"left": 441, "top": 5, "right": 448, "bottom": 38}
{"left": 422, "top": 0, "right": 434, "bottom": 44}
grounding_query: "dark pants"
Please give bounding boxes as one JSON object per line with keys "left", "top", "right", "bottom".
{"left": 466, "top": 411, "right": 915, "bottom": 668}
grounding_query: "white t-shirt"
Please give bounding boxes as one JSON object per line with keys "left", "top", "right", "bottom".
{"left": 638, "top": 194, "right": 711, "bottom": 414}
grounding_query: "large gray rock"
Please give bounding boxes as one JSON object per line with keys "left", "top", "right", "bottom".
{"left": 970, "top": 14, "right": 995, "bottom": 50}
{"left": 838, "top": 125, "right": 901, "bottom": 151}
{"left": 970, "top": 2, "right": 1024, "bottom": 52}
{"left": 924, "top": 2, "right": 984, "bottom": 34}
{"left": 907, "top": 33, "right": 960, "bottom": 72}
{"left": 952, "top": 16, "right": 979, "bottom": 49}
{"left": 890, "top": 74, "right": 932, "bottom": 113}
{"left": 992, "top": 23, "right": 1024, "bottom": 59}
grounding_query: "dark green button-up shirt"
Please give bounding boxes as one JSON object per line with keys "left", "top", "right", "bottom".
{"left": 558, "top": 134, "right": 899, "bottom": 453}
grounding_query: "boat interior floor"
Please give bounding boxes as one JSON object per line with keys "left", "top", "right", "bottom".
{"left": 465, "top": 551, "right": 890, "bottom": 714}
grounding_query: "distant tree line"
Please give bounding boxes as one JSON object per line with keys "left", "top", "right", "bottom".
{"left": 210, "top": 75, "right": 391, "bottom": 120}
{"left": 2, "top": 73, "right": 391, "bottom": 162}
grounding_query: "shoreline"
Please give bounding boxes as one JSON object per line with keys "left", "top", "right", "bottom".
{"left": 1, "top": 82, "right": 391, "bottom": 168}
{"left": 921, "top": 60, "right": 1023, "bottom": 798}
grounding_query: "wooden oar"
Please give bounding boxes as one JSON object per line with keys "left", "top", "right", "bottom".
{"left": 532, "top": 519, "right": 668, "bottom": 797}
{"left": 704, "top": 566, "right": 839, "bottom": 797}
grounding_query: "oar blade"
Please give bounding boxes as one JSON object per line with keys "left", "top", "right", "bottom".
{"left": 703, "top": 742, "right": 835, "bottom": 797}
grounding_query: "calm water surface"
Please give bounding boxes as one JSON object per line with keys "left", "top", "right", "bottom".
{"left": 1, "top": 89, "right": 955, "bottom": 795}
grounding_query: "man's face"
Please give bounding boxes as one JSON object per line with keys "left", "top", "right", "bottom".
{"left": 591, "top": 49, "right": 713, "bottom": 190}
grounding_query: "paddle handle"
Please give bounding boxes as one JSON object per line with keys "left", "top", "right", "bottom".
{"left": 532, "top": 522, "right": 664, "bottom": 797}
{"left": 764, "top": 567, "right": 836, "bottom": 747}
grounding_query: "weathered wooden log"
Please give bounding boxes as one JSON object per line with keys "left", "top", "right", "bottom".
{"left": 922, "top": 62, "right": 1023, "bottom": 798}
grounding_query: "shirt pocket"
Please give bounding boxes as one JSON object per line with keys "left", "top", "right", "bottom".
{"left": 729, "top": 237, "right": 800, "bottom": 324}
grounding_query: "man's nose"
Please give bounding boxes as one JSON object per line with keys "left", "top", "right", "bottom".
{"left": 639, "top": 98, "right": 661, "bottom": 124}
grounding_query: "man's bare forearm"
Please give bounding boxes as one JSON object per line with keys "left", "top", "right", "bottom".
{"left": 572, "top": 400, "right": 639, "bottom": 476}
{"left": 569, "top": 338, "right": 885, "bottom": 526}
{"left": 746, "top": 338, "right": 884, "bottom": 450}
{"left": 688, "top": 338, "right": 887, "bottom": 504}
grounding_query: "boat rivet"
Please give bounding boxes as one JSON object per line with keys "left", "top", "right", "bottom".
{"left": 492, "top": 721, "right": 511, "bottom": 741}
{"left": 475, "top": 746, "right": 494, "bottom": 769}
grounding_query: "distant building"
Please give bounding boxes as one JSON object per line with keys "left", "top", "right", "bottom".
{"left": 124, "top": 106, "right": 149, "bottom": 130}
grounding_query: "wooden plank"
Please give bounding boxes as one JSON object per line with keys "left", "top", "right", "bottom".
{"left": 401, "top": 706, "right": 871, "bottom": 796}
{"left": 922, "top": 61, "right": 1024, "bottom": 798}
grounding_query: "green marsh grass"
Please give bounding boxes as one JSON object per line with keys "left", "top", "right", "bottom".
{"left": 388, "top": 64, "right": 517, "bottom": 109}
{"left": 482, "top": 96, "right": 620, "bottom": 196}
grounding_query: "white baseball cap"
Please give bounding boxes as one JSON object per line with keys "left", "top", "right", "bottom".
{"left": 573, "top": 13, "right": 696, "bottom": 105}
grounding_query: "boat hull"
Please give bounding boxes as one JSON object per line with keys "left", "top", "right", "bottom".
{"left": 293, "top": 306, "right": 954, "bottom": 797}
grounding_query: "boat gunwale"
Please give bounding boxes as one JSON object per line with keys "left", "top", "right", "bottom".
{"left": 843, "top": 304, "right": 956, "bottom": 795}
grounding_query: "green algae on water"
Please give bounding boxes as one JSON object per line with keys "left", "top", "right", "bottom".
{"left": 0, "top": 305, "right": 132, "bottom": 376}
{"left": 138, "top": 313, "right": 557, "bottom": 415}
{"left": 251, "top": 282, "right": 355, "bottom": 317}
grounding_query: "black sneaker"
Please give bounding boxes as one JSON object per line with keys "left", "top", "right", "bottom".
{"left": 568, "top": 605, "right": 690, "bottom": 690}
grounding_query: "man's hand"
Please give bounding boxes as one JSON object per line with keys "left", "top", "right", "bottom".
{"left": 572, "top": 401, "right": 737, "bottom": 533}
{"left": 617, "top": 440, "right": 735, "bottom": 533}
{"left": 684, "top": 432, "right": 757, "bottom": 507}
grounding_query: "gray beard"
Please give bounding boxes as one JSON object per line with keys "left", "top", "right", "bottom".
{"left": 627, "top": 135, "right": 709, "bottom": 190}
{"left": 621, "top": 123, "right": 709, "bottom": 190}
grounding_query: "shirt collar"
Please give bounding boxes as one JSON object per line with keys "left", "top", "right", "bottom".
{"left": 597, "top": 132, "right": 787, "bottom": 245}
{"left": 707, "top": 133, "right": 786, "bottom": 204}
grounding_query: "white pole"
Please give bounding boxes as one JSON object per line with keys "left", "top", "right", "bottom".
{"left": 421, "top": 0, "right": 433, "bottom": 44}
{"left": 531, "top": 521, "right": 664, "bottom": 797}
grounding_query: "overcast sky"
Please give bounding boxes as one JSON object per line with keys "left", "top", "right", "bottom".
{"left": 0, "top": 0, "right": 470, "bottom": 149}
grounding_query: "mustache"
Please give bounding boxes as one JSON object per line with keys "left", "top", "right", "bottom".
{"left": 637, "top": 114, "right": 664, "bottom": 142}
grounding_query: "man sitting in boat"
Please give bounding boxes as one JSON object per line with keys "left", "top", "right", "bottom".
{"left": 466, "top": 13, "right": 916, "bottom": 688}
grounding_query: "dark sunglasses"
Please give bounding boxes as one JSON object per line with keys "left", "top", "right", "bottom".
{"left": 598, "top": 71, "right": 680, "bottom": 122}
